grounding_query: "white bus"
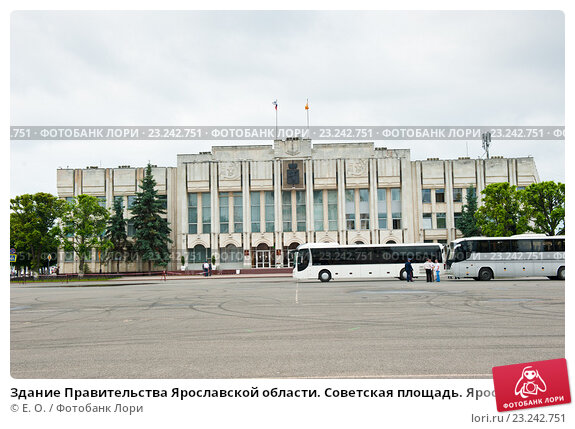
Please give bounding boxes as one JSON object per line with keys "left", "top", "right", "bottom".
{"left": 445, "top": 235, "right": 565, "bottom": 281}
{"left": 293, "top": 242, "right": 444, "bottom": 282}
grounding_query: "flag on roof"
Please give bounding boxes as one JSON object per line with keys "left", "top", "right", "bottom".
{"left": 272, "top": 100, "right": 278, "bottom": 110}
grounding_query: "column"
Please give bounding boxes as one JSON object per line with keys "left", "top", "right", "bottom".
{"left": 210, "top": 162, "right": 219, "bottom": 264}
{"left": 177, "top": 161, "right": 189, "bottom": 267}
{"left": 337, "top": 159, "right": 346, "bottom": 244}
{"left": 305, "top": 159, "right": 313, "bottom": 241}
{"left": 274, "top": 159, "right": 283, "bottom": 266}
{"left": 444, "top": 161, "right": 455, "bottom": 243}
{"left": 368, "top": 158, "right": 377, "bottom": 243}
{"left": 242, "top": 161, "right": 251, "bottom": 268}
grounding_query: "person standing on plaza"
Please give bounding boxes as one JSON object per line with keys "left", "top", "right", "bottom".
{"left": 404, "top": 258, "right": 414, "bottom": 282}
{"left": 424, "top": 258, "right": 433, "bottom": 282}
{"left": 203, "top": 260, "right": 209, "bottom": 277}
{"left": 434, "top": 258, "right": 441, "bottom": 282}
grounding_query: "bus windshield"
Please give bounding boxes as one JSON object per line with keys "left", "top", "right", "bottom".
{"left": 446, "top": 242, "right": 469, "bottom": 265}
{"left": 296, "top": 249, "right": 310, "bottom": 272}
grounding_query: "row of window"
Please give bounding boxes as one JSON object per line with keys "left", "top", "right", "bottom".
{"left": 463, "top": 239, "right": 565, "bottom": 253}
{"left": 187, "top": 188, "right": 403, "bottom": 234}
{"left": 65, "top": 195, "right": 168, "bottom": 210}
{"left": 422, "top": 187, "right": 476, "bottom": 204}
{"left": 309, "top": 246, "right": 443, "bottom": 266}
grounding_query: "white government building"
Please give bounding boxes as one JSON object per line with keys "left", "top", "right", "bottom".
{"left": 56, "top": 138, "right": 539, "bottom": 273}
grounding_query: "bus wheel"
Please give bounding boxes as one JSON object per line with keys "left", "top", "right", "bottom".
{"left": 557, "top": 266, "right": 565, "bottom": 280}
{"left": 399, "top": 268, "right": 406, "bottom": 280}
{"left": 478, "top": 268, "right": 493, "bottom": 281}
{"left": 318, "top": 270, "right": 332, "bottom": 283}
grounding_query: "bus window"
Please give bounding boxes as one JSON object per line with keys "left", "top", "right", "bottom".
{"left": 553, "top": 239, "right": 565, "bottom": 252}
{"left": 476, "top": 241, "right": 490, "bottom": 253}
{"left": 490, "top": 240, "right": 511, "bottom": 252}
{"left": 542, "top": 240, "right": 554, "bottom": 252}
{"left": 515, "top": 240, "right": 532, "bottom": 252}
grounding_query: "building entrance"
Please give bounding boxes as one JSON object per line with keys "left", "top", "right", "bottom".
{"left": 255, "top": 250, "right": 271, "bottom": 268}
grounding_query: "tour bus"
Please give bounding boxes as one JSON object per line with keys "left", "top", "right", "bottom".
{"left": 292, "top": 242, "right": 444, "bottom": 282}
{"left": 445, "top": 235, "right": 565, "bottom": 281}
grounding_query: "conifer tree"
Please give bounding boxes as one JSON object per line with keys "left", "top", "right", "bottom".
{"left": 458, "top": 186, "right": 481, "bottom": 237}
{"left": 106, "top": 197, "right": 129, "bottom": 273}
{"left": 130, "top": 163, "right": 172, "bottom": 272}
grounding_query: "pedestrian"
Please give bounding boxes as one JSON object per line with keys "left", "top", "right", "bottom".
{"left": 404, "top": 258, "right": 414, "bottom": 282}
{"left": 434, "top": 259, "right": 441, "bottom": 282}
{"left": 424, "top": 258, "right": 433, "bottom": 282}
{"left": 208, "top": 261, "right": 213, "bottom": 276}
{"left": 202, "top": 260, "right": 209, "bottom": 277}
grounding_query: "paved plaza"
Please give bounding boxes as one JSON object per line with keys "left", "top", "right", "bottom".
{"left": 10, "top": 276, "right": 564, "bottom": 378}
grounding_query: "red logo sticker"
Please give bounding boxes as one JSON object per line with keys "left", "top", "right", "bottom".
{"left": 492, "top": 359, "right": 571, "bottom": 412}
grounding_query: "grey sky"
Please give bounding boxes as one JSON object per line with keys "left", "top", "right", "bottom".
{"left": 10, "top": 11, "right": 564, "bottom": 196}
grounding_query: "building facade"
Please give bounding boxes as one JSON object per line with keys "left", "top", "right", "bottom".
{"left": 56, "top": 138, "right": 539, "bottom": 273}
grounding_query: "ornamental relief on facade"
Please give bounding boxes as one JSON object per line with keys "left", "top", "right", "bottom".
{"left": 346, "top": 159, "right": 368, "bottom": 177}
{"left": 219, "top": 161, "right": 241, "bottom": 180}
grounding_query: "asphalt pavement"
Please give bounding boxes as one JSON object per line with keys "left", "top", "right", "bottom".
{"left": 10, "top": 276, "right": 564, "bottom": 378}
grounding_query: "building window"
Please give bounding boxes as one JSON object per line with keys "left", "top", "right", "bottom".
{"left": 454, "top": 212, "right": 462, "bottom": 229}
{"left": 64, "top": 251, "right": 74, "bottom": 262}
{"left": 327, "top": 190, "right": 338, "bottom": 231}
{"left": 202, "top": 193, "right": 211, "bottom": 233}
{"left": 251, "top": 191, "right": 261, "bottom": 233}
{"left": 158, "top": 194, "right": 168, "bottom": 210}
{"left": 422, "top": 189, "right": 431, "bottom": 203}
{"left": 97, "top": 196, "right": 106, "bottom": 208}
{"left": 220, "top": 244, "right": 243, "bottom": 265}
{"left": 345, "top": 189, "right": 355, "bottom": 230}
{"left": 435, "top": 188, "right": 445, "bottom": 203}
{"left": 219, "top": 194, "right": 229, "bottom": 233}
{"left": 453, "top": 188, "right": 463, "bottom": 203}
{"left": 264, "top": 191, "right": 274, "bottom": 232}
{"left": 296, "top": 190, "right": 306, "bottom": 232}
{"left": 127, "top": 219, "right": 136, "bottom": 237}
{"left": 314, "top": 190, "right": 323, "bottom": 231}
{"left": 188, "top": 245, "right": 209, "bottom": 265}
{"left": 436, "top": 212, "right": 446, "bottom": 229}
{"left": 282, "top": 191, "right": 292, "bottom": 232}
{"left": 65, "top": 197, "right": 74, "bottom": 203}
{"left": 114, "top": 196, "right": 124, "bottom": 209}
{"left": 127, "top": 195, "right": 137, "bottom": 209}
{"left": 422, "top": 213, "right": 432, "bottom": 229}
{"left": 466, "top": 187, "right": 477, "bottom": 200}
{"left": 233, "top": 192, "right": 242, "bottom": 233}
{"left": 391, "top": 188, "right": 402, "bottom": 229}
{"left": 377, "top": 189, "right": 387, "bottom": 229}
{"left": 359, "top": 188, "right": 369, "bottom": 230}
{"left": 188, "top": 193, "right": 198, "bottom": 234}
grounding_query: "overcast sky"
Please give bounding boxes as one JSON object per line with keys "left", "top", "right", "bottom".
{"left": 10, "top": 10, "right": 564, "bottom": 197}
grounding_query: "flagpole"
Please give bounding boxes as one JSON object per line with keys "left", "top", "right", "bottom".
{"left": 273, "top": 99, "right": 278, "bottom": 139}
{"left": 306, "top": 98, "right": 310, "bottom": 133}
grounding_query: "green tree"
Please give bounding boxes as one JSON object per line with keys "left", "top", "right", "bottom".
{"left": 475, "top": 183, "right": 528, "bottom": 237}
{"left": 59, "top": 195, "right": 110, "bottom": 276}
{"left": 130, "top": 163, "right": 172, "bottom": 272}
{"left": 106, "top": 198, "right": 130, "bottom": 273}
{"left": 520, "top": 181, "right": 565, "bottom": 236}
{"left": 10, "top": 193, "right": 66, "bottom": 276}
{"left": 457, "top": 186, "right": 481, "bottom": 237}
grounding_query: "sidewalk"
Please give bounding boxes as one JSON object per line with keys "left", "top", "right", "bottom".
{"left": 10, "top": 271, "right": 293, "bottom": 287}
